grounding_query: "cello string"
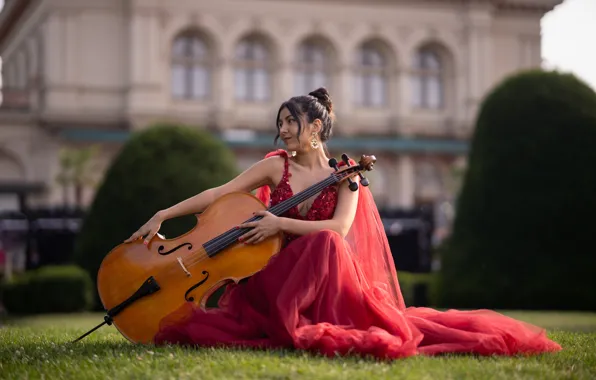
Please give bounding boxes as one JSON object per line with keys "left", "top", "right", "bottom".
{"left": 202, "top": 175, "right": 339, "bottom": 252}
{"left": 199, "top": 178, "right": 337, "bottom": 257}
{"left": 170, "top": 180, "right": 332, "bottom": 278}
{"left": 109, "top": 173, "right": 351, "bottom": 294}
{"left": 136, "top": 178, "right": 336, "bottom": 288}
{"left": 180, "top": 173, "right": 346, "bottom": 271}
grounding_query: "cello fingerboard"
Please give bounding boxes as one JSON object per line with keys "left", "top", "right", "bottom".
{"left": 202, "top": 175, "right": 338, "bottom": 257}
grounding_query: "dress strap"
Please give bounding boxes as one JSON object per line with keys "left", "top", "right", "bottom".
{"left": 265, "top": 148, "right": 291, "bottom": 179}
{"left": 280, "top": 150, "right": 291, "bottom": 180}
{"left": 256, "top": 149, "right": 290, "bottom": 205}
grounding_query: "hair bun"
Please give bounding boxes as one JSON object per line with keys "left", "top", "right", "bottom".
{"left": 309, "top": 87, "right": 333, "bottom": 115}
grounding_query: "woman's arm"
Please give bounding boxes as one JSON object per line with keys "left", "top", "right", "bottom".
{"left": 125, "top": 156, "right": 282, "bottom": 244}
{"left": 279, "top": 177, "right": 360, "bottom": 238}
{"left": 160, "top": 156, "right": 280, "bottom": 220}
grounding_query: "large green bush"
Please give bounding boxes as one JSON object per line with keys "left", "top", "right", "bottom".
{"left": 1, "top": 265, "right": 93, "bottom": 314}
{"left": 398, "top": 271, "right": 438, "bottom": 307}
{"left": 72, "top": 124, "right": 237, "bottom": 306}
{"left": 438, "top": 70, "right": 596, "bottom": 311}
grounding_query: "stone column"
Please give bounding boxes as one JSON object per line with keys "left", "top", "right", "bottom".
{"left": 129, "top": 12, "right": 147, "bottom": 86}
{"left": 336, "top": 64, "right": 353, "bottom": 132}
{"left": 387, "top": 155, "right": 415, "bottom": 208}
{"left": 127, "top": 11, "right": 166, "bottom": 119}
{"left": 465, "top": 5, "right": 492, "bottom": 123}
{"left": 398, "top": 155, "right": 415, "bottom": 208}
{"left": 213, "top": 56, "right": 234, "bottom": 129}
{"left": 278, "top": 59, "right": 294, "bottom": 102}
{"left": 43, "top": 12, "right": 65, "bottom": 86}
{"left": 396, "top": 70, "right": 411, "bottom": 135}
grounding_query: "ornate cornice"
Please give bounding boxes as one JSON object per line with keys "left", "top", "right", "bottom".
{"left": 0, "top": 0, "right": 563, "bottom": 49}
{"left": 492, "top": 0, "right": 563, "bottom": 13}
{"left": 398, "top": 0, "right": 563, "bottom": 13}
{"left": 286, "top": 0, "right": 563, "bottom": 14}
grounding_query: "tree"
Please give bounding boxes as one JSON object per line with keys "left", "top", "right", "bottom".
{"left": 55, "top": 145, "right": 100, "bottom": 209}
{"left": 72, "top": 124, "right": 238, "bottom": 306}
{"left": 438, "top": 70, "right": 596, "bottom": 311}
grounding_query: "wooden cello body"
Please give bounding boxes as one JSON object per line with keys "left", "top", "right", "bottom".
{"left": 97, "top": 192, "right": 282, "bottom": 343}
{"left": 92, "top": 154, "right": 375, "bottom": 344}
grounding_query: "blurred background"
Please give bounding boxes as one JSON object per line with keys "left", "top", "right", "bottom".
{"left": 0, "top": 0, "right": 594, "bottom": 314}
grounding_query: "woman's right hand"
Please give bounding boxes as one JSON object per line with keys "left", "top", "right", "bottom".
{"left": 124, "top": 211, "right": 165, "bottom": 245}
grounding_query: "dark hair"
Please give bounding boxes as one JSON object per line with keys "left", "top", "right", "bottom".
{"left": 274, "top": 87, "right": 336, "bottom": 146}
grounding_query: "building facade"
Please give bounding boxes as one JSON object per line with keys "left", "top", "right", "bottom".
{"left": 0, "top": 0, "right": 561, "bottom": 213}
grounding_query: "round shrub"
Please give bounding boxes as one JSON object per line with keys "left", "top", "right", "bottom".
{"left": 1, "top": 265, "right": 93, "bottom": 314}
{"left": 438, "top": 70, "right": 596, "bottom": 311}
{"left": 72, "top": 124, "right": 238, "bottom": 306}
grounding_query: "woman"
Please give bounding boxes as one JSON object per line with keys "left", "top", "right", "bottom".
{"left": 125, "top": 88, "right": 561, "bottom": 359}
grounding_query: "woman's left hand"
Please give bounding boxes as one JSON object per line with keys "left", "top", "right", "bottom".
{"left": 238, "top": 211, "right": 281, "bottom": 244}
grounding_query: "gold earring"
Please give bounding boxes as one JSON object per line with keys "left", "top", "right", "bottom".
{"left": 310, "top": 133, "right": 319, "bottom": 149}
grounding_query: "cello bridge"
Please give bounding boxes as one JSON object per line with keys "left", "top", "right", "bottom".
{"left": 177, "top": 257, "right": 191, "bottom": 277}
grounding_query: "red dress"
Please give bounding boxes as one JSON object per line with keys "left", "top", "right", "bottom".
{"left": 154, "top": 150, "right": 561, "bottom": 359}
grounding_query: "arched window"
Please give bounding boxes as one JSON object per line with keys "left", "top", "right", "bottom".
{"left": 171, "top": 32, "right": 211, "bottom": 99}
{"left": 411, "top": 46, "right": 444, "bottom": 109}
{"left": 234, "top": 36, "right": 271, "bottom": 102}
{"left": 294, "top": 38, "right": 333, "bottom": 95}
{"left": 354, "top": 41, "right": 388, "bottom": 107}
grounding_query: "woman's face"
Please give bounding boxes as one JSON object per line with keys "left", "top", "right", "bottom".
{"left": 277, "top": 107, "right": 318, "bottom": 152}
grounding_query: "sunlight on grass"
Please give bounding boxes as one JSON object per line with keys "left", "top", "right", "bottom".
{"left": 1, "top": 311, "right": 595, "bottom": 379}
{"left": 500, "top": 310, "right": 596, "bottom": 333}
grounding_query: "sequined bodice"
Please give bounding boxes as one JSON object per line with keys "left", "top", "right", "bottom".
{"left": 270, "top": 151, "right": 339, "bottom": 244}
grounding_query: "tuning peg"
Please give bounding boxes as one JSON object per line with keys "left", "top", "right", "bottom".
{"left": 359, "top": 175, "right": 370, "bottom": 187}
{"left": 340, "top": 153, "right": 359, "bottom": 191}
{"left": 341, "top": 153, "right": 349, "bottom": 163}
{"left": 342, "top": 153, "right": 368, "bottom": 188}
{"left": 357, "top": 154, "right": 375, "bottom": 186}
{"left": 328, "top": 158, "right": 339, "bottom": 171}
{"left": 344, "top": 153, "right": 370, "bottom": 187}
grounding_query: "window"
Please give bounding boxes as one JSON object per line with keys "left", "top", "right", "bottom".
{"left": 411, "top": 47, "right": 444, "bottom": 109}
{"left": 295, "top": 39, "right": 332, "bottom": 95}
{"left": 354, "top": 42, "right": 388, "bottom": 107}
{"left": 234, "top": 36, "right": 271, "bottom": 102}
{"left": 171, "top": 33, "right": 211, "bottom": 99}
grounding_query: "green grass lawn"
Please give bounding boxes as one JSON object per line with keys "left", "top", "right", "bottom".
{"left": 1, "top": 311, "right": 595, "bottom": 379}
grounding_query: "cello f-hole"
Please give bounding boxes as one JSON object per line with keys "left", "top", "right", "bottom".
{"left": 158, "top": 242, "right": 193, "bottom": 256}
{"left": 184, "top": 271, "right": 210, "bottom": 302}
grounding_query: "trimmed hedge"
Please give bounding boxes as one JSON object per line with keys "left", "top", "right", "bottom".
{"left": 1, "top": 265, "right": 93, "bottom": 314}
{"left": 438, "top": 70, "right": 596, "bottom": 310}
{"left": 398, "top": 271, "right": 438, "bottom": 308}
{"left": 72, "top": 124, "right": 238, "bottom": 307}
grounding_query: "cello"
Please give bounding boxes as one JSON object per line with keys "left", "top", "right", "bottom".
{"left": 73, "top": 153, "right": 376, "bottom": 344}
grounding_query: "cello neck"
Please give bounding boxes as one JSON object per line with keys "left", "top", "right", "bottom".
{"left": 201, "top": 175, "right": 338, "bottom": 258}
{"left": 202, "top": 156, "right": 372, "bottom": 258}
{"left": 203, "top": 154, "right": 377, "bottom": 257}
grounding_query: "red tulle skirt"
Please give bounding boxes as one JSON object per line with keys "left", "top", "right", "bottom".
{"left": 153, "top": 230, "right": 562, "bottom": 359}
